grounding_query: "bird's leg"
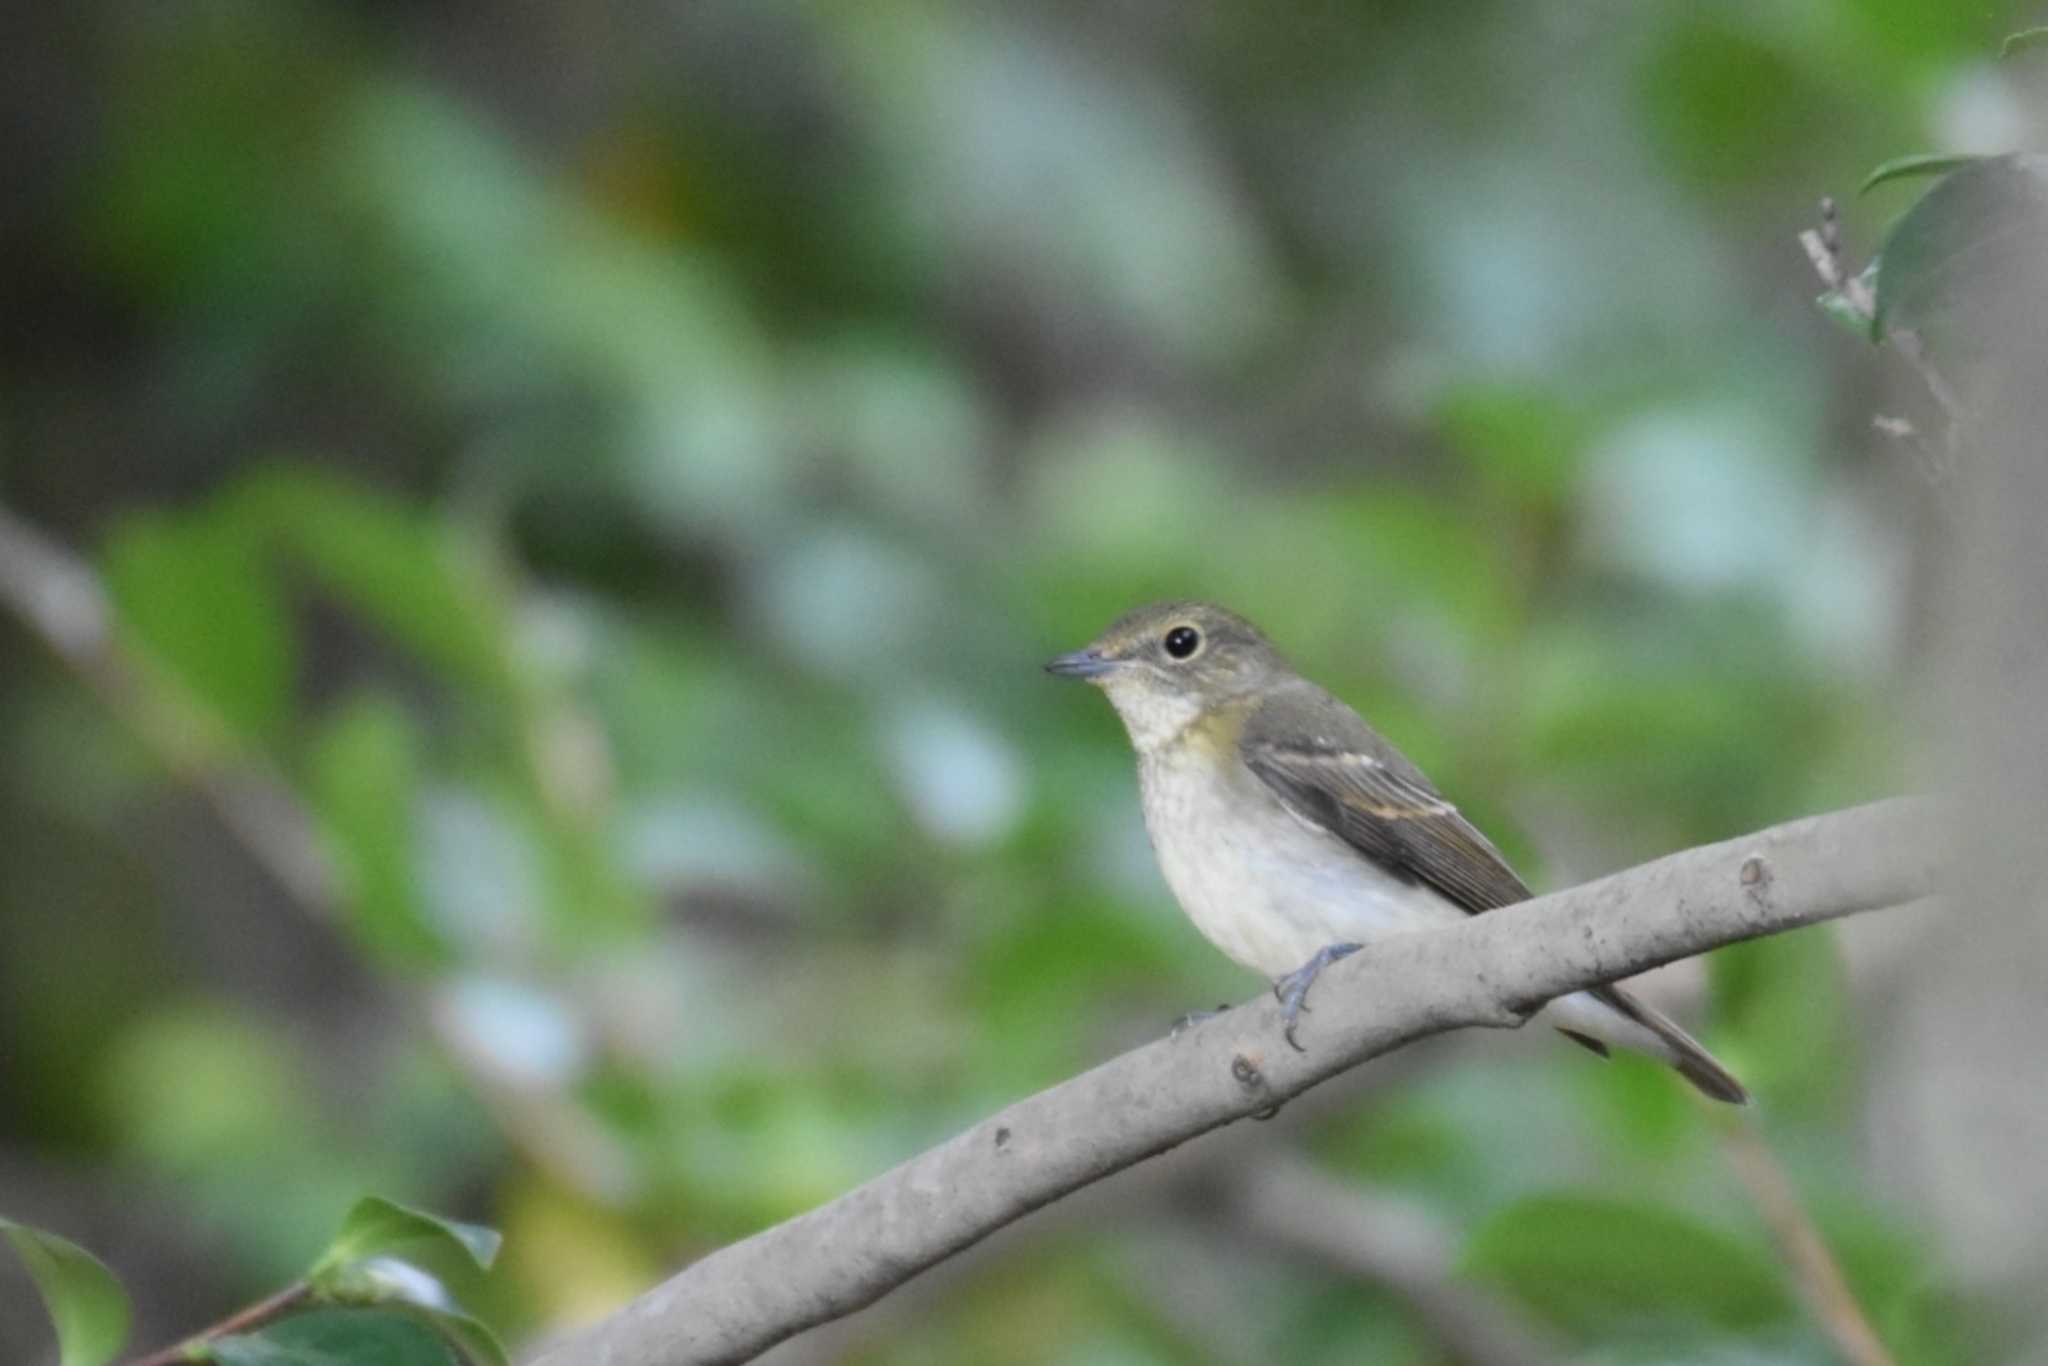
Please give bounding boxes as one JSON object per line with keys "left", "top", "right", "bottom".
{"left": 1170, "top": 1004, "right": 1231, "bottom": 1038}
{"left": 1273, "top": 942, "right": 1362, "bottom": 1051}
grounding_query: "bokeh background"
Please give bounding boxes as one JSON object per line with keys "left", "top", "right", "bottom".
{"left": 3, "top": 2, "right": 2045, "bottom": 1362}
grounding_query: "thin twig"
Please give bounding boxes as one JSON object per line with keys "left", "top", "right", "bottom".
{"left": 1800, "top": 198, "right": 1877, "bottom": 317}
{"left": 1715, "top": 1116, "right": 1896, "bottom": 1366}
{"left": 123, "top": 1281, "right": 313, "bottom": 1366}
{"left": 1798, "top": 195, "right": 1963, "bottom": 487}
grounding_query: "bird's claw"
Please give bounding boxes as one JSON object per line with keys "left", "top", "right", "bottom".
{"left": 1273, "top": 942, "right": 1363, "bottom": 1052}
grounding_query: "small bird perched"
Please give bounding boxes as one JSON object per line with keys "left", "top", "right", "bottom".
{"left": 1047, "top": 600, "right": 1747, "bottom": 1104}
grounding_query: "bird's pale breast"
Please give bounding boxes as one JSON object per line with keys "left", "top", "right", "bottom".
{"left": 1136, "top": 734, "right": 1465, "bottom": 979}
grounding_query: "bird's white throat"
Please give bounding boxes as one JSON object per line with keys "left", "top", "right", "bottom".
{"left": 1098, "top": 673, "right": 1211, "bottom": 754}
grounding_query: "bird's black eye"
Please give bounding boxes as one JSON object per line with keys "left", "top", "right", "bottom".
{"left": 1163, "top": 625, "right": 1201, "bottom": 660}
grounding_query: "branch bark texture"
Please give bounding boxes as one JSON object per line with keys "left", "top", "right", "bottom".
{"left": 532, "top": 797, "right": 1943, "bottom": 1366}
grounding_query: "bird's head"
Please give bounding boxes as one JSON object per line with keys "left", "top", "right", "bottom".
{"left": 1045, "top": 600, "right": 1288, "bottom": 751}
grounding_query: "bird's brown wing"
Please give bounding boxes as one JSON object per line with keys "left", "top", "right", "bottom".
{"left": 1238, "top": 683, "right": 1531, "bottom": 914}
{"left": 1239, "top": 684, "right": 1746, "bottom": 1099}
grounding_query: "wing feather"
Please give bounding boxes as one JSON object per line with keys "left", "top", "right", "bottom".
{"left": 1237, "top": 684, "right": 1750, "bottom": 1101}
{"left": 1238, "top": 686, "right": 1530, "bottom": 914}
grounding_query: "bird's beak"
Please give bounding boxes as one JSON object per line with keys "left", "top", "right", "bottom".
{"left": 1044, "top": 648, "right": 1117, "bottom": 680}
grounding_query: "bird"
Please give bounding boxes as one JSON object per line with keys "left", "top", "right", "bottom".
{"left": 1046, "top": 599, "right": 1747, "bottom": 1103}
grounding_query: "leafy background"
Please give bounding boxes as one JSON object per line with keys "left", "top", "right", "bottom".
{"left": 2, "top": 1, "right": 2044, "bottom": 1362}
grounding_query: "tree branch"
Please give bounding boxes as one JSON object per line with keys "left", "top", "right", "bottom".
{"left": 530, "top": 797, "right": 1943, "bottom": 1366}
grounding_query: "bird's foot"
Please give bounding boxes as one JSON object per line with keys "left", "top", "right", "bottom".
{"left": 1170, "top": 1004, "right": 1231, "bottom": 1039}
{"left": 1273, "top": 942, "right": 1363, "bottom": 1051}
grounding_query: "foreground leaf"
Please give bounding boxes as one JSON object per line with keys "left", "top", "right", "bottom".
{"left": 310, "top": 1197, "right": 501, "bottom": 1283}
{"left": 2000, "top": 26, "right": 2048, "bottom": 57}
{"left": 314, "top": 1252, "right": 508, "bottom": 1360}
{"left": 1873, "top": 152, "right": 2048, "bottom": 349}
{"left": 0, "top": 1217, "right": 131, "bottom": 1366}
{"left": 417, "top": 1309, "right": 510, "bottom": 1366}
{"left": 210, "top": 1308, "right": 460, "bottom": 1366}
{"left": 1859, "top": 153, "right": 1982, "bottom": 197}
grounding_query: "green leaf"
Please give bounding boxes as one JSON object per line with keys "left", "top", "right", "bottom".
{"left": 2000, "top": 26, "right": 2048, "bottom": 57}
{"left": 0, "top": 1216, "right": 131, "bottom": 1366}
{"left": 309, "top": 1197, "right": 500, "bottom": 1283}
{"left": 1858, "top": 153, "right": 1983, "bottom": 196}
{"left": 1816, "top": 289, "right": 1869, "bottom": 336}
{"left": 1710, "top": 924, "right": 1848, "bottom": 1108}
{"left": 228, "top": 466, "right": 518, "bottom": 704}
{"left": 417, "top": 1310, "right": 509, "bottom": 1366}
{"left": 209, "top": 1308, "right": 461, "bottom": 1366}
{"left": 308, "top": 696, "right": 444, "bottom": 965}
{"left": 312, "top": 1260, "right": 507, "bottom": 1366}
{"left": 102, "top": 506, "right": 293, "bottom": 746}
{"left": 1463, "top": 1193, "right": 1792, "bottom": 1332}
{"left": 1583, "top": 1050, "right": 1699, "bottom": 1157}
{"left": 1872, "top": 152, "right": 2048, "bottom": 348}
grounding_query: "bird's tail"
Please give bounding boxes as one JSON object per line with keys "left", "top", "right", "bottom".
{"left": 1549, "top": 984, "right": 1749, "bottom": 1105}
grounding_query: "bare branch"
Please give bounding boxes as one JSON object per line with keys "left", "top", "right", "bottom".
{"left": 530, "top": 798, "right": 1943, "bottom": 1366}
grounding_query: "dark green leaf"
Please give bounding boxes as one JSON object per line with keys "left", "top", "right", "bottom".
{"left": 0, "top": 1217, "right": 131, "bottom": 1366}
{"left": 1859, "top": 154, "right": 1983, "bottom": 196}
{"left": 308, "top": 697, "right": 446, "bottom": 965}
{"left": 1463, "top": 1193, "right": 1792, "bottom": 1332}
{"left": 1873, "top": 152, "right": 2048, "bottom": 349}
{"left": 102, "top": 507, "right": 293, "bottom": 746}
{"left": 310, "top": 1261, "right": 506, "bottom": 1366}
{"left": 2000, "top": 26, "right": 2048, "bottom": 57}
{"left": 309, "top": 1197, "right": 501, "bottom": 1283}
{"left": 417, "top": 1310, "right": 509, "bottom": 1366}
{"left": 209, "top": 1308, "right": 460, "bottom": 1366}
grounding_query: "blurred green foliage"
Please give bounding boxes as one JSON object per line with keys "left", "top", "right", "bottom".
{"left": 0, "top": 1196, "right": 503, "bottom": 1366}
{"left": 0, "top": 1218, "right": 129, "bottom": 1366}
{"left": 0, "top": 0, "right": 2033, "bottom": 1362}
